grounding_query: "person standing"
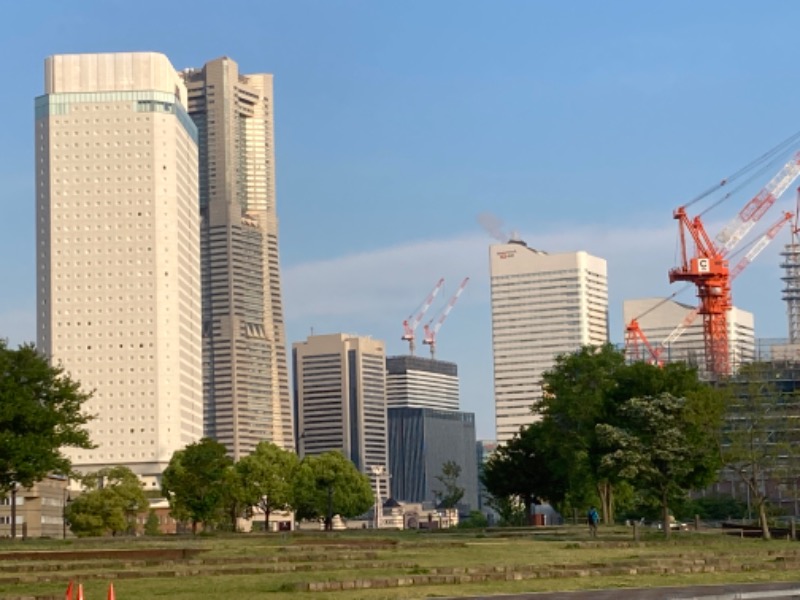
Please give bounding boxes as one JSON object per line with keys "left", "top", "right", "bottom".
{"left": 587, "top": 506, "right": 599, "bottom": 537}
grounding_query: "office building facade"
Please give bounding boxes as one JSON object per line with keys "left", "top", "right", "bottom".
{"left": 292, "top": 334, "right": 388, "bottom": 480}
{"left": 181, "top": 57, "right": 292, "bottom": 457}
{"left": 35, "top": 52, "right": 203, "bottom": 485}
{"left": 490, "top": 241, "right": 608, "bottom": 443}
{"left": 386, "top": 355, "right": 459, "bottom": 411}
{"left": 388, "top": 407, "right": 478, "bottom": 513}
{"left": 623, "top": 297, "right": 755, "bottom": 373}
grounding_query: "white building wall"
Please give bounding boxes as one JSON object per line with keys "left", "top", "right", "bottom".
{"left": 35, "top": 52, "right": 202, "bottom": 486}
{"left": 623, "top": 298, "right": 755, "bottom": 374}
{"left": 490, "top": 242, "right": 608, "bottom": 443}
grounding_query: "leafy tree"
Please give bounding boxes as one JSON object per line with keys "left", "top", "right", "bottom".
{"left": 66, "top": 466, "right": 148, "bottom": 537}
{"left": 538, "top": 345, "right": 627, "bottom": 523}
{"left": 0, "top": 341, "right": 94, "bottom": 492}
{"left": 237, "top": 442, "right": 299, "bottom": 531}
{"left": 434, "top": 460, "right": 465, "bottom": 509}
{"left": 596, "top": 392, "right": 722, "bottom": 538}
{"left": 538, "top": 346, "right": 706, "bottom": 523}
{"left": 718, "top": 363, "right": 800, "bottom": 540}
{"left": 293, "top": 452, "right": 373, "bottom": 530}
{"left": 218, "top": 464, "right": 251, "bottom": 532}
{"left": 161, "top": 438, "right": 233, "bottom": 534}
{"left": 481, "top": 422, "right": 564, "bottom": 519}
{"left": 144, "top": 509, "right": 161, "bottom": 536}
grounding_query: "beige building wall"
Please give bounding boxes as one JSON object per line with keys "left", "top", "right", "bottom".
{"left": 293, "top": 334, "right": 388, "bottom": 479}
{"left": 490, "top": 242, "right": 608, "bottom": 443}
{"left": 181, "top": 57, "right": 292, "bottom": 459}
{"left": 623, "top": 298, "right": 755, "bottom": 373}
{"left": 35, "top": 53, "right": 203, "bottom": 486}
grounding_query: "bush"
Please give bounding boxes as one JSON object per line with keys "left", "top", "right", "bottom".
{"left": 458, "top": 510, "right": 489, "bottom": 529}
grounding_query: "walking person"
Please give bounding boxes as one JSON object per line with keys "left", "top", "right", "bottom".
{"left": 587, "top": 506, "right": 599, "bottom": 538}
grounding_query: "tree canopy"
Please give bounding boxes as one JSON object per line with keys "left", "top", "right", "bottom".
{"left": 434, "top": 460, "right": 465, "bottom": 509}
{"left": 0, "top": 340, "right": 94, "bottom": 492}
{"left": 66, "top": 466, "right": 148, "bottom": 537}
{"left": 161, "top": 438, "right": 233, "bottom": 533}
{"left": 236, "top": 442, "right": 299, "bottom": 529}
{"left": 293, "top": 452, "right": 374, "bottom": 530}
{"left": 596, "top": 392, "right": 721, "bottom": 538}
{"left": 483, "top": 345, "right": 724, "bottom": 528}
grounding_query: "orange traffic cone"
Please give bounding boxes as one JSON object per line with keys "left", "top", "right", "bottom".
{"left": 108, "top": 582, "right": 116, "bottom": 600}
{"left": 64, "top": 581, "right": 74, "bottom": 600}
{"left": 76, "top": 583, "right": 84, "bottom": 600}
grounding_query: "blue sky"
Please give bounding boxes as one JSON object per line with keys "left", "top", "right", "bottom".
{"left": 2, "top": 1, "right": 799, "bottom": 439}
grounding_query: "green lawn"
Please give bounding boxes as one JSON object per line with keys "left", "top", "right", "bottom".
{"left": 0, "top": 527, "right": 798, "bottom": 599}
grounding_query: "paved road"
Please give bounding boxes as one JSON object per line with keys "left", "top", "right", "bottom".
{"left": 441, "top": 581, "right": 800, "bottom": 599}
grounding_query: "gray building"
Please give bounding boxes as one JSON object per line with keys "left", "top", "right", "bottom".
{"left": 182, "top": 57, "right": 293, "bottom": 458}
{"left": 386, "top": 356, "right": 459, "bottom": 411}
{"left": 388, "top": 407, "right": 478, "bottom": 514}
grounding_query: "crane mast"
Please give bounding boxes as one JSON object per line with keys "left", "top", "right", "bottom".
{"left": 423, "top": 277, "right": 469, "bottom": 359}
{"left": 669, "top": 207, "right": 731, "bottom": 377}
{"left": 401, "top": 278, "right": 444, "bottom": 355}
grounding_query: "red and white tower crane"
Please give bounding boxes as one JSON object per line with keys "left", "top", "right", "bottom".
{"left": 669, "top": 149, "right": 800, "bottom": 378}
{"left": 422, "top": 277, "right": 470, "bottom": 359}
{"left": 627, "top": 211, "right": 794, "bottom": 367}
{"left": 402, "top": 278, "right": 445, "bottom": 355}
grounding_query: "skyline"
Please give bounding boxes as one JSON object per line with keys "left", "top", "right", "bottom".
{"left": 3, "top": 2, "right": 800, "bottom": 439}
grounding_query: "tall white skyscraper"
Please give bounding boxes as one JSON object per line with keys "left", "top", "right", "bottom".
{"left": 490, "top": 241, "right": 608, "bottom": 443}
{"left": 35, "top": 53, "right": 203, "bottom": 486}
{"left": 623, "top": 297, "right": 755, "bottom": 373}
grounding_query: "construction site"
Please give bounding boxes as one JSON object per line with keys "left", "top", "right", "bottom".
{"left": 623, "top": 133, "right": 800, "bottom": 379}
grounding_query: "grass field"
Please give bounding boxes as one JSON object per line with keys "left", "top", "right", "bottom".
{"left": 1, "top": 526, "right": 799, "bottom": 599}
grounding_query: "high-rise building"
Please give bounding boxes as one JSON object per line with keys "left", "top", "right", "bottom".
{"left": 387, "top": 407, "right": 478, "bottom": 513}
{"left": 623, "top": 297, "right": 755, "bottom": 373}
{"left": 386, "top": 355, "right": 459, "bottom": 411}
{"left": 490, "top": 241, "right": 608, "bottom": 443}
{"left": 35, "top": 53, "right": 202, "bottom": 486}
{"left": 180, "top": 57, "right": 292, "bottom": 458}
{"left": 292, "top": 334, "right": 388, "bottom": 479}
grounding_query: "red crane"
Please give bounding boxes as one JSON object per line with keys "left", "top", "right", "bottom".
{"left": 627, "top": 210, "right": 794, "bottom": 368}
{"left": 402, "top": 278, "right": 445, "bottom": 355}
{"left": 422, "top": 277, "right": 469, "bottom": 359}
{"left": 670, "top": 195, "right": 797, "bottom": 377}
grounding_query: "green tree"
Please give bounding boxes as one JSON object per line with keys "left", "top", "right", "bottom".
{"left": 718, "top": 363, "right": 800, "bottom": 540}
{"left": 66, "top": 466, "right": 148, "bottom": 537}
{"left": 434, "top": 461, "right": 465, "bottom": 509}
{"left": 538, "top": 346, "right": 706, "bottom": 523}
{"left": 161, "top": 438, "right": 233, "bottom": 534}
{"left": 596, "top": 392, "right": 722, "bottom": 538}
{"left": 237, "top": 442, "right": 299, "bottom": 531}
{"left": 538, "top": 345, "right": 627, "bottom": 522}
{"left": 293, "top": 452, "right": 373, "bottom": 530}
{"left": 0, "top": 341, "right": 94, "bottom": 492}
{"left": 481, "top": 422, "right": 564, "bottom": 519}
{"left": 144, "top": 509, "right": 161, "bottom": 536}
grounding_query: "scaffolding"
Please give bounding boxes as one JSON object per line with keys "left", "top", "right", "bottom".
{"left": 781, "top": 243, "right": 800, "bottom": 344}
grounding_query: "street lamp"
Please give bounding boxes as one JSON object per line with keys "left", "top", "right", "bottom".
{"left": 62, "top": 489, "right": 71, "bottom": 540}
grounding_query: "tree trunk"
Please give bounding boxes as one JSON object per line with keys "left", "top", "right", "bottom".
{"left": 597, "top": 480, "right": 614, "bottom": 525}
{"left": 757, "top": 499, "right": 771, "bottom": 540}
{"left": 662, "top": 492, "right": 671, "bottom": 540}
{"left": 264, "top": 505, "right": 271, "bottom": 533}
{"left": 192, "top": 520, "right": 198, "bottom": 535}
